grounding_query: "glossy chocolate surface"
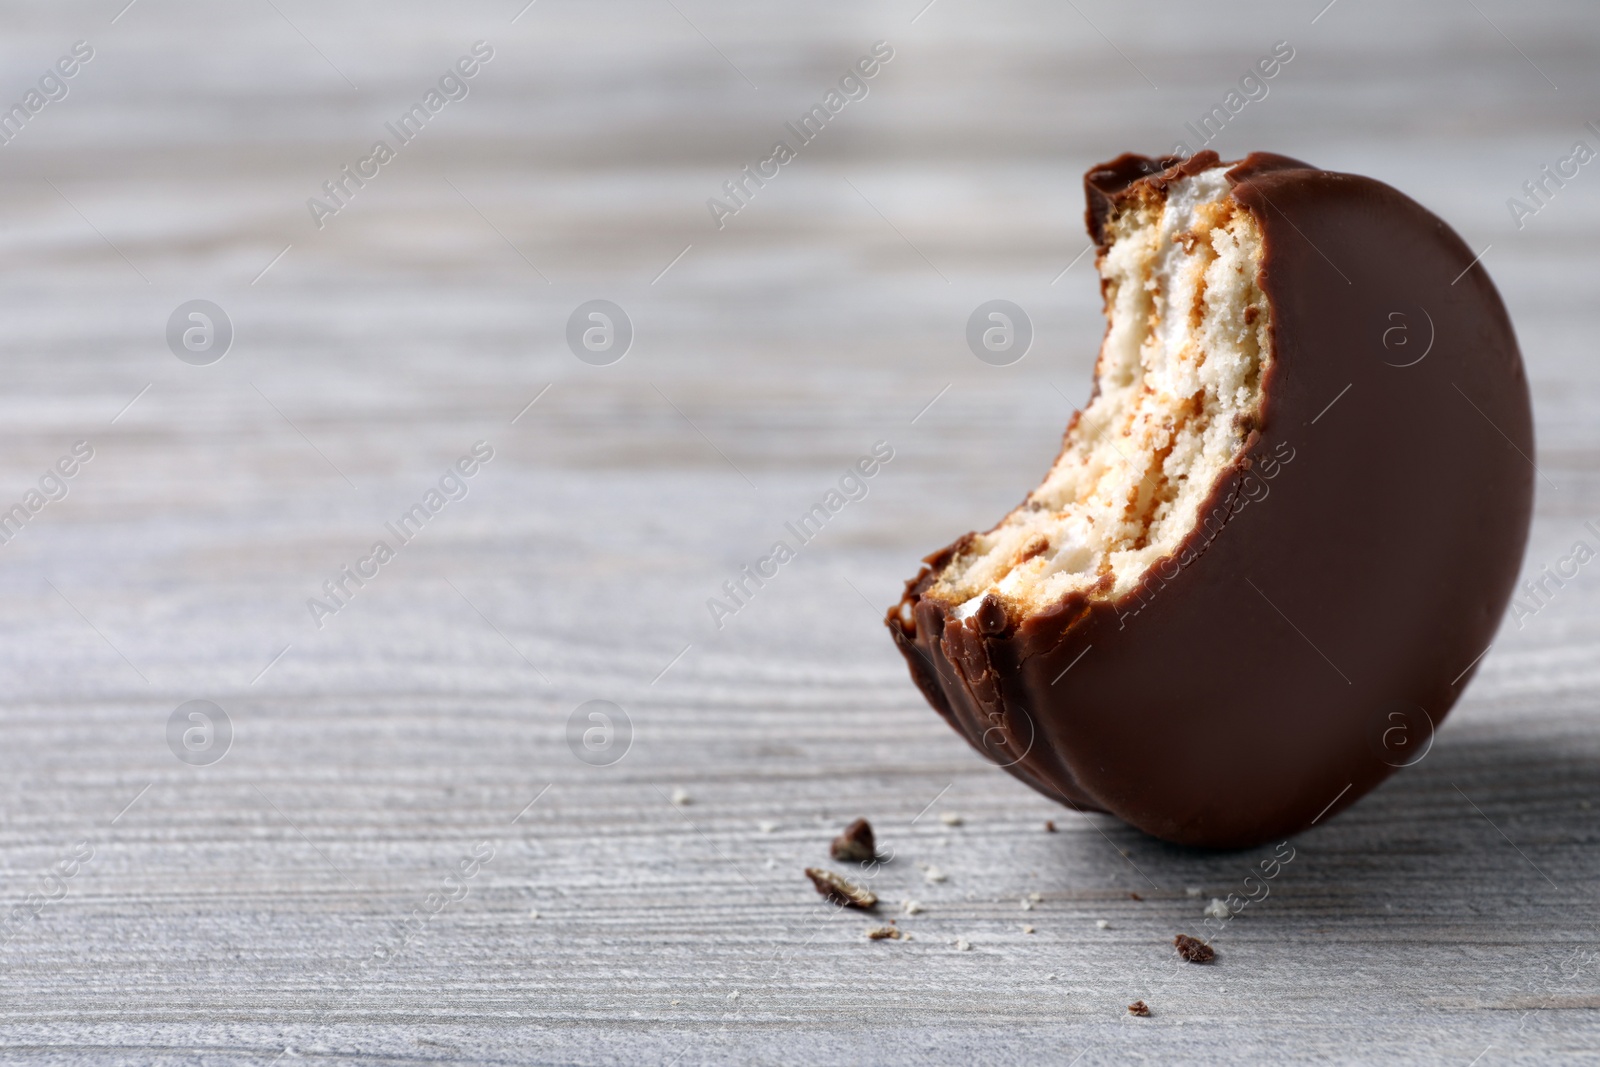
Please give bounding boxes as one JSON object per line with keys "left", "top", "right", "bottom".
{"left": 887, "top": 151, "right": 1535, "bottom": 848}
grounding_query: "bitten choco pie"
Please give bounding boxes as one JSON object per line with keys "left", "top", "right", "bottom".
{"left": 886, "top": 151, "right": 1534, "bottom": 848}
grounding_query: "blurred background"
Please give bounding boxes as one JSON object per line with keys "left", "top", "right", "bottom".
{"left": 1, "top": 0, "right": 1598, "bottom": 1062}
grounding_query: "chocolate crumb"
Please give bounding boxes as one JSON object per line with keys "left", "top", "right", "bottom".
{"left": 1129, "top": 892, "right": 1143, "bottom": 901}
{"left": 1044, "top": 821, "right": 1057, "bottom": 832}
{"left": 1174, "top": 933, "right": 1215, "bottom": 963}
{"left": 805, "top": 867, "right": 877, "bottom": 910}
{"left": 1245, "top": 305, "right": 1260, "bottom": 325}
{"left": 830, "top": 818, "right": 876, "bottom": 863}
{"left": 1128, "top": 1000, "right": 1151, "bottom": 1017}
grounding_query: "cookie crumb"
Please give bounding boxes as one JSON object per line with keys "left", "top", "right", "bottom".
{"left": 1020, "top": 898, "right": 1034, "bottom": 911}
{"left": 830, "top": 818, "right": 876, "bottom": 863}
{"left": 867, "top": 923, "right": 905, "bottom": 941}
{"left": 1185, "top": 887, "right": 1202, "bottom": 897}
{"left": 528, "top": 908, "right": 539, "bottom": 919}
{"left": 670, "top": 787, "right": 691, "bottom": 806}
{"left": 1174, "top": 933, "right": 1215, "bottom": 963}
{"left": 923, "top": 866, "right": 947, "bottom": 884}
{"left": 1027, "top": 892, "right": 1042, "bottom": 902}
{"left": 1044, "top": 821, "right": 1057, "bottom": 832}
{"left": 901, "top": 900, "right": 924, "bottom": 916}
{"left": 1021, "top": 924, "right": 1035, "bottom": 934}
{"left": 758, "top": 820, "right": 778, "bottom": 833}
{"left": 939, "top": 812, "right": 964, "bottom": 826}
{"left": 1203, "top": 898, "right": 1231, "bottom": 920}
{"left": 805, "top": 868, "right": 877, "bottom": 909}
{"left": 954, "top": 938, "right": 971, "bottom": 951}
{"left": 1096, "top": 920, "right": 1110, "bottom": 930}
{"left": 1128, "top": 1000, "right": 1151, "bottom": 1017}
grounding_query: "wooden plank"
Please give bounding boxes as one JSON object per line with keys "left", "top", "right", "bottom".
{"left": 0, "top": 1, "right": 1597, "bottom": 1062}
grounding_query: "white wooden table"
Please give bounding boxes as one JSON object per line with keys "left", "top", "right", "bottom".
{"left": 1, "top": 1, "right": 1598, "bottom": 1062}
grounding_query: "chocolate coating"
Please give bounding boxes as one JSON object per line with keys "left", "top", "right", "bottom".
{"left": 887, "top": 151, "right": 1534, "bottom": 848}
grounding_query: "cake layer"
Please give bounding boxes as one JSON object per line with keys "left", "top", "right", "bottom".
{"left": 931, "top": 164, "right": 1271, "bottom": 620}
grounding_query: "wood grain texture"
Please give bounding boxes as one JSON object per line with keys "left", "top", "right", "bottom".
{"left": 0, "top": 0, "right": 1598, "bottom": 1062}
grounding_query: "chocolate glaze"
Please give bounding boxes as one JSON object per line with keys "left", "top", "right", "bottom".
{"left": 887, "top": 152, "right": 1534, "bottom": 848}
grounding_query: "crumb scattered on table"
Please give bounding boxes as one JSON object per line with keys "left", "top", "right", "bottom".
{"left": 670, "top": 787, "right": 691, "bottom": 806}
{"left": 901, "top": 900, "right": 924, "bottom": 916}
{"left": 830, "top": 817, "right": 876, "bottom": 863}
{"left": 922, "top": 865, "right": 947, "bottom": 884}
{"left": 1185, "top": 887, "right": 1202, "bottom": 897}
{"left": 1128, "top": 1000, "right": 1151, "bottom": 1017}
{"left": 1021, "top": 924, "right": 1035, "bottom": 934}
{"left": 867, "top": 923, "right": 905, "bottom": 940}
{"left": 1096, "top": 920, "right": 1110, "bottom": 930}
{"left": 1044, "top": 820, "right": 1057, "bottom": 832}
{"left": 939, "top": 812, "right": 963, "bottom": 826}
{"left": 1129, "top": 892, "right": 1143, "bottom": 901}
{"left": 1203, "top": 898, "right": 1230, "bottom": 920}
{"left": 805, "top": 867, "right": 878, "bottom": 909}
{"left": 954, "top": 938, "right": 971, "bottom": 951}
{"left": 1174, "top": 933, "right": 1215, "bottom": 963}
{"left": 758, "top": 820, "right": 777, "bottom": 833}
